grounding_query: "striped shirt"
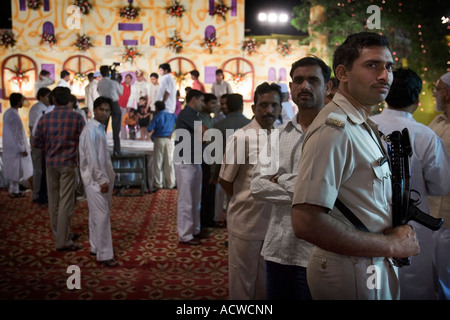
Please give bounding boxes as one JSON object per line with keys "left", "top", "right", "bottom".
{"left": 32, "top": 106, "right": 85, "bottom": 168}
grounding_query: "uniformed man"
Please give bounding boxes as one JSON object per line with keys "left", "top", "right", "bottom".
{"left": 291, "top": 32, "right": 420, "bottom": 300}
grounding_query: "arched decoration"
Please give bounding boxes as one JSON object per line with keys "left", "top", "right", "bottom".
{"left": 205, "top": 26, "right": 216, "bottom": 39}
{"left": 167, "top": 57, "right": 197, "bottom": 98}
{"left": 268, "top": 68, "right": 276, "bottom": 82}
{"left": 63, "top": 55, "right": 96, "bottom": 98}
{"left": 149, "top": 36, "right": 155, "bottom": 46}
{"left": 43, "top": 22, "right": 55, "bottom": 35}
{"left": 1, "top": 54, "right": 37, "bottom": 99}
{"left": 278, "top": 68, "right": 287, "bottom": 81}
{"left": 105, "top": 35, "right": 111, "bottom": 45}
{"left": 221, "top": 57, "right": 255, "bottom": 102}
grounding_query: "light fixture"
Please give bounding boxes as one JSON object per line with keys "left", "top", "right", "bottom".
{"left": 279, "top": 13, "right": 289, "bottom": 23}
{"left": 258, "top": 12, "right": 267, "bottom": 22}
{"left": 268, "top": 13, "right": 278, "bottom": 23}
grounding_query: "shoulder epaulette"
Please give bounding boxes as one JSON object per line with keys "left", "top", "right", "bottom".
{"left": 325, "top": 112, "right": 346, "bottom": 129}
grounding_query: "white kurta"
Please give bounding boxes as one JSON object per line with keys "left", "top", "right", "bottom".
{"left": 79, "top": 119, "right": 116, "bottom": 261}
{"left": 156, "top": 73, "right": 177, "bottom": 113}
{"left": 127, "top": 80, "right": 150, "bottom": 109}
{"left": 3, "top": 108, "right": 33, "bottom": 183}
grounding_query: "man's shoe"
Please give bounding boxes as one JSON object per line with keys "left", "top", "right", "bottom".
{"left": 56, "top": 243, "right": 82, "bottom": 252}
{"left": 99, "top": 259, "right": 118, "bottom": 267}
{"left": 194, "top": 230, "right": 209, "bottom": 239}
{"left": 178, "top": 239, "right": 201, "bottom": 246}
{"left": 70, "top": 233, "right": 81, "bottom": 241}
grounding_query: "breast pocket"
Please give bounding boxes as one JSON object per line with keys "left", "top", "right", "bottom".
{"left": 370, "top": 161, "right": 391, "bottom": 209}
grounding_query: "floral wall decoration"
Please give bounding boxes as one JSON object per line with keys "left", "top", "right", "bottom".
{"left": 74, "top": 0, "right": 92, "bottom": 15}
{"left": 9, "top": 69, "right": 29, "bottom": 92}
{"left": 121, "top": 46, "right": 142, "bottom": 63}
{"left": 41, "top": 32, "right": 57, "bottom": 47}
{"left": 166, "top": 0, "right": 186, "bottom": 18}
{"left": 167, "top": 32, "right": 183, "bottom": 54}
{"left": 201, "top": 36, "right": 220, "bottom": 54}
{"left": 277, "top": 41, "right": 292, "bottom": 57}
{"left": 120, "top": 2, "right": 140, "bottom": 20}
{"left": 0, "top": 30, "right": 16, "bottom": 49}
{"left": 241, "top": 38, "right": 260, "bottom": 56}
{"left": 74, "top": 34, "right": 93, "bottom": 51}
{"left": 213, "top": 0, "right": 230, "bottom": 21}
{"left": 27, "top": 0, "right": 42, "bottom": 10}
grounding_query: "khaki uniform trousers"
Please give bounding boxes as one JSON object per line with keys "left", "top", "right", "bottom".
{"left": 153, "top": 137, "right": 176, "bottom": 189}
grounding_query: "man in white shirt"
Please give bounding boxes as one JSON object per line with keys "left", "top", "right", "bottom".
{"left": 56, "top": 70, "right": 73, "bottom": 91}
{"left": 251, "top": 57, "right": 332, "bottom": 300}
{"left": 84, "top": 71, "right": 101, "bottom": 116}
{"left": 371, "top": 68, "right": 450, "bottom": 300}
{"left": 156, "top": 63, "right": 177, "bottom": 113}
{"left": 79, "top": 96, "right": 117, "bottom": 267}
{"left": 3, "top": 93, "right": 33, "bottom": 198}
{"left": 148, "top": 72, "right": 159, "bottom": 112}
{"left": 35, "top": 70, "right": 54, "bottom": 93}
{"left": 29, "top": 87, "right": 51, "bottom": 203}
{"left": 211, "top": 69, "right": 233, "bottom": 108}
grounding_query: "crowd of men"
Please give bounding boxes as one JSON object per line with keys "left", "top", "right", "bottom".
{"left": 2, "top": 32, "right": 450, "bottom": 300}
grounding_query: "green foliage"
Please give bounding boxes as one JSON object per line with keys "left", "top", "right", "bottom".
{"left": 291, "top": 0, "right": 449, "bottom": 83}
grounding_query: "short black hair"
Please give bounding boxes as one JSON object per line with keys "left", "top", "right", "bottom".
{"left": 87, "top": 72, "right": 94, "bottom": 80}
{"left": 226, "top": 94, "right": 243, "bottom": 113}
{"left": 93, "top": 96, "right": 113, "bottom": 109}
{"left": 37, "top": 87, "right": 51, "bottom": 100}
{"left": 155, "top": 100, "right": 166, "bottom": 111}
{"left": 385, "top": 68, "right": 422, "bottom": 109}
{"left": 186, "top": 89, "right": 204, "bottom": 104}
{"left": 290, "top": 56, "right": 332, "bottom": 83}
{"left": 39, "top": 70, "right": 50, "bottom": 76}
{"left": 216, "top": 69, "right": 224, "bottom": 76}
{"left": 333, "top": 32, "right": 391, "bottom": 75}
{"left": 204, "top": 93, "right": 217, "bottom": 104}
{"left": 150, "top": 72, "right": 159, "bottom": 78}
{"left": 9, "top": 93, "right": 23, "bottom": 107}
{"left": 190, "top": 70, "right": 200, "bottom": 78}
{"left": 100, "top": 65, "right": 110, "bottom": 77}
{"left": 60, "top": 70, "right": 70, "bottom": 78}
{"left": 52, "top": 87, "right": 71, "bottom": 106}
{"left": 253, "top": 82, "right": 282, "bottom": 106}
{"left": 158, "top": 63, "right": 171, "bottom": 73}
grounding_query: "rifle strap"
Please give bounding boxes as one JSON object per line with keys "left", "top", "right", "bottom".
{"left": 335, "top": 198, "right": 370, "bottom": 232}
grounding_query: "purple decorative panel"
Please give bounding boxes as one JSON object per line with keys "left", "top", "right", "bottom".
{"left": 278, "top": 68, "right": 287, "bottom": 81}
{"left": 44, "top": 0, "right": 50, "bottom": 11}
{"left": 20, "top": 0, "right": 26, "bottom": 11}
{"left": 268, "top": 68, "right": 276, "bottom": 82}
{"left": 205, "top": 26, "right": 216, "bottom": 39}
{"left": 118, "top": 23, "right": 143, "bottom": 31}
{"left": 209, "top": 0, "right": 214, "bottom": 15}
{"left": 231, "top": 0, "right": 237, "bottom": 16}
{"left": 149, "top": 36, "right": 155, "bottom": 46}
{"left": 204, "top": 66, "right": 217, "bottom": 84}
{"left": 41, "top": 64, "right": 55, "bottom": 80}
{"left": 105, "top": 35, "right": 111, "bottom": 45}
{"left": 43, "top": 22, "right": 54, "bottom": 34}
{"left": 123, "top": 39, "right": 138, "bottom": 46}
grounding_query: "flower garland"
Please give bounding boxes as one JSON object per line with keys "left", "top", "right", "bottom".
{"left": 74, "top": 72, "right": 86, "bottom": 84}
{"left": 172, "top": 71, "right": 186, "bottom": 86}
{"left": 241, "top": 38, "right": 260, "bottom": 56}
{"left": 9, "top": 69, "right": 29, "bottom": 92}
{"left": 166, "top": 32, "right": 183, "bottom": 54}
{"left": 166, "top": 1, "right": 185, "bottom": 18}
{"left": 232, "top": 73, "right": 245, "bottom": 85}
{"left": 74, "top": 0, "right": 92, "bottom": 15}
{"left": 213, "top": 0, "right": 230, "bottom": 21}
{"left": 122, "top": 46, "right": 142, "bottom": 63}
{"left": 74, "top": 34, "right": 93, "bottom": 51}
{"left": 201, "top": 36, "right": 220, "bottom": 54}
{"left": 0, "top": 30, "right": 16, "bottom": 49}
{"left": 277, "top": 41, "right": 292, "bottom": 57}
{"left": 120, "top": 3, "right": 140, "bottom": 20}
{"left": 27, "top": 0, "right": 42, "bottom": 10}
{"left": 41, "top": 32, "right": 57, "bottom": 47}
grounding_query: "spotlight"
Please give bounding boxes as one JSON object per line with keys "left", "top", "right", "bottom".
{"left": 279, "top": 13, "right": 289, "bottom": 23}
{"left": 258, "top": 12, "right": 267, "bottom": 22}
{"left": 268, "top": 13, "right": 278, "bottom": 23}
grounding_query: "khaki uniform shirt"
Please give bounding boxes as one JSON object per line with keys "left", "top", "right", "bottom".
{"left": 293, "top": 92, "right": 392, "bottom": 233}
{"left": 219, "top": 119, "right": 272, "bottom": 240}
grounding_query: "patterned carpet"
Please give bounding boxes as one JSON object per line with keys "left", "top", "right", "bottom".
{"left": 0, "top": 188, "right": 229, "bottom": 300}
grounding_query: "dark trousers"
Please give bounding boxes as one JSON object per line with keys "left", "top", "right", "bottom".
{"left": 105, "top": 101, "right": 122, "bottom": 154}
{"left": 200, "top": 162, "right": 215, "bottom": 228}
{"left": 265, "top": 260, "right": 312, "bottom": 300}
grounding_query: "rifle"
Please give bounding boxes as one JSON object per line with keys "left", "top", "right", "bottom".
{"left": 385, "top": 128, "right": 444, "bottom": 267}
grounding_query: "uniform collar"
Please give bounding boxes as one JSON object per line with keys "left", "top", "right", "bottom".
{"left": 331, "top": 92, "right": 367, "bottom": 125}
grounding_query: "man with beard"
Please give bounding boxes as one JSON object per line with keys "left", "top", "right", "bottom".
{"left": 251, "top": 57, "right": 332, "bottom": 300}
{"left": 219, "top": 82, "right": 282, "bottom": 300}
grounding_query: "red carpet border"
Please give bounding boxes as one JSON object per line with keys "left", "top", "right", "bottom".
{"left": 0, "top": 189, "right": 229, "bottom": 300}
